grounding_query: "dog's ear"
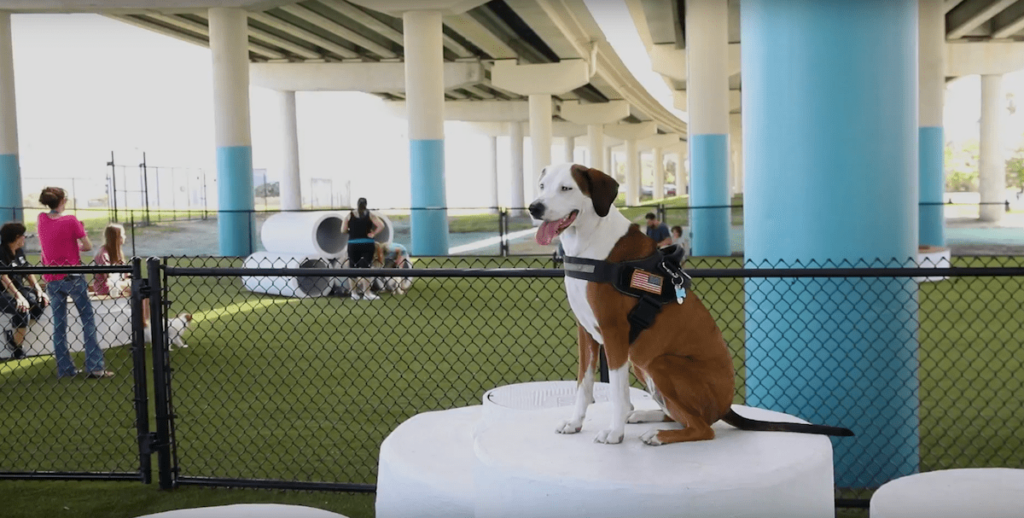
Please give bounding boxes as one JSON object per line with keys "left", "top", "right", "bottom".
{"left": 570, "top": 164, "right": 619, "bottom": 218}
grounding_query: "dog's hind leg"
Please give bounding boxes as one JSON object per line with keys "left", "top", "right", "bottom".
{"left": 627, "top": 365, "right": 672, "bottom": 424}
{"left": 638, "top": 356, "right": 723, "bottom": 446}
{"left": 557, "top": 324, "right": 601, "bottom": 434}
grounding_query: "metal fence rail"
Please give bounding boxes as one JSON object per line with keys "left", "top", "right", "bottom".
{"left": 2, "top": 256, "right": 1022, "bottom": 511}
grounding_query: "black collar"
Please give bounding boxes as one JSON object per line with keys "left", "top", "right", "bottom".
{"left": 562, "top": 245, "right": 690, "bottom": 302}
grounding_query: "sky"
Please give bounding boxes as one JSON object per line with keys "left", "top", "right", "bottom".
{"left": 8, "top": 11, "right": 1024, "bottom": 210}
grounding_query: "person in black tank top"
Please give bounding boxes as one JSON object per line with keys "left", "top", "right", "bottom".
{"left": 342, "top": 198, "right": 384, "bottom": 300}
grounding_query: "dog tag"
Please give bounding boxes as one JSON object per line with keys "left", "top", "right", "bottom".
{"left": 675, "top": 286, "right": 686, "bottom": 304}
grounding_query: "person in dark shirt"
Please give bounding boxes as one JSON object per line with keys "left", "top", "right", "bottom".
{"left": 1, "top": 222, "right": 50, "bottom": 360}
{"left": 341, "top": 197, "right": 384, "bottom": 301}
{"left": 645, "top": 213, "right": 672, "bottom": 247}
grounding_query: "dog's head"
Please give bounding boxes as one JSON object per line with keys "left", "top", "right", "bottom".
{"left": 529, "top": 163, "right": 619, "bottom": 245}
{"left": 178, "top": 313, "right": 193, "bottom": 326}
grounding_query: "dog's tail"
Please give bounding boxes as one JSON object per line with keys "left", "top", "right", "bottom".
{"left": 721, "top": 409, "right": 854, "bottom": 437}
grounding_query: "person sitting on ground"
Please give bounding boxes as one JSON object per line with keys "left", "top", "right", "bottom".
{"left": 93, "top": 223, "right": 150, "bottom": 329}
{"left": 341, "top": 197, "right": 384, "bottom": 301}
{"left": 670, "top": 225, "right": 690, "bottom": 265}
{"left": 1, "top": 222, "right": 50, "bottom": 360}
{"left": 645, "top": 212, "right": 672, "bottom": 248}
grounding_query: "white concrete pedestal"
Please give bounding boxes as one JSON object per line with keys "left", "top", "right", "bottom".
{"left": 871, "top": 468, "right": 1024, "bottom": 518}
{"left": 915, "top": 246, "right": 951, "bottom": 282}
{"left": 376, "top": 381, "right": 836, "bottom": 518}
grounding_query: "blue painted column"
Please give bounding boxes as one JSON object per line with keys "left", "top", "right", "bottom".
{"left": 209, "top": 7, "right": 256, "bottom": 257}
{"left": 0, "top": 12, "right": 22, "bottom": 222}
{"left": 742, "top": 0, "right": 919, "bottom": 488}
{"left": 920, "top": 0, "right": 945, "bottom": 246}
{"left": 685, "top": 0, "right": 730, "bottom": 256}
{"left": 403, "top": 10, "right": 449, "bottom": 256}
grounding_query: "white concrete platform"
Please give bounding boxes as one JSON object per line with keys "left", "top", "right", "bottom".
{"left": 871, "top": 468, "right": 1024, "bottom": 518}
{"left": 481, "top": 380, "right": 653, "bottom": 424}
{"left": 1, "top": 295, "right": 132, "bottom": 360}
{"left": 473, "top": 403, "right": 834, "bottom": 518}
{"left": 377, "top": 381, "right": 836, "bottom": 518}
{"left": 916, "top": 246, "right": 951, "bottom": 282}
{"left": 135, "top": 504, "right": 348, "bottom": 518}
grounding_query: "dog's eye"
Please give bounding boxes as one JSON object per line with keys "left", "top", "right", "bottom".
{"left": 560, "top": 186, "right": 572, "bottom": 191}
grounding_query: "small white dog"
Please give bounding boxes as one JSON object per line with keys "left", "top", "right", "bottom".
{"left": 143, "top": 313, "right": 194, "bottom": 348}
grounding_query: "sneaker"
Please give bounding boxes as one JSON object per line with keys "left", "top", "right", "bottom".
{"left": 351, "top": 292, "right": 362, "bottom": 301}
{"left": 362, "top": 292, "right": 380, "bottom": 301}
{"left": 85, "top": 370, "right": 115, "bottom": 379}
{"left": 4, "top": 330, "right": 24, "bottom": 360}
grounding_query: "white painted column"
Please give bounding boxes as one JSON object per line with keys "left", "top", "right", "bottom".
{"left": 920, "top": 0, "right": 946, "bottom": 245}
{"left": 730, "top": 113, "right": 743, "bottom": 195}
{"left": 605, "top": 146, "right": 613, "bottom": 177}
{"left": 587, "top": 124, "right": 604, "bottom": 170}
{"left": 403, "top": 9, "right": 450, "bottom": 254}
{"left": 626, "top": 138, "right": 640, "bottom": 206}
{"left": 980, "top": 74, "right": 1005, "bottom": 222}
{"left": 564, "top": 136, "right": 575, "bottom": 163}
{"left": 509, "top": 122, "right": 525, "bottom": 212}
{"left": 488, "top": 135, "right": 499, "bottom": 213}
{"left": 686, "top": 0, "right": 731, "bottom": 256}
{"left": 653, "top": 147, "right": 665, "bottom": 201}
{"left": 528, "top": 93, "right": 552, "bottom": 200}
{"left": 210, "top": 7, "right": 255, "bottom": 256}
{"left": 676, "top": 150, "right": 688, "bottom": 196}
{"left": 277, "top": 90, "right": 302, "bottom": 211}
{"left": 0, "top": 12, "right": 22, "bottom": 222}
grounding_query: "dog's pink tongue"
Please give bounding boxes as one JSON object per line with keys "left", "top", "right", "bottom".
{"left": 536, "top": 220, "right": 560, "bottom": 245}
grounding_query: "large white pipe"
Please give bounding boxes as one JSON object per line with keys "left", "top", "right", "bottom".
{"left": 242, "top": 252, "right": 334, "bottom": 298}
{"left": 260, "top": 210, "right": 395, "bottom": 258}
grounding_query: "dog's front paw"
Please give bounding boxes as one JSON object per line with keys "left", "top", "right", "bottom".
{"left": 640, "top": 429, "right": 663, "bottom": 446}
{"left": 593, "top": 429, "right": 624, "bottom": 444}
{"left": 627, "top": 410, "right": 666, "bottom": 424}
{"left": 556, "top": 420, "right": 583, "bottom": 434}
{"left": 179, "top": 343, "right": 189, "bottom": 349}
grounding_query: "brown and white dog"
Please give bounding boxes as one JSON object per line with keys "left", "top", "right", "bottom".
{"left": 143, "top": 313, "right": 194, "bottom": 349}
{"left": 530, "top": 163, "right": 853, "bottom": 445}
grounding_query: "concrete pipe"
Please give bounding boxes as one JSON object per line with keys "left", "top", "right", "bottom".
{"left": 260, "top": 211, "right": 347, "bottom": 258}
{"left": 242, "top": 252, "right": 334, "bottom": 298}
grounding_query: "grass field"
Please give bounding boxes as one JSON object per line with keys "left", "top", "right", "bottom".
{"left": 1, "top": 255, "right": 1022, "bottom": 517}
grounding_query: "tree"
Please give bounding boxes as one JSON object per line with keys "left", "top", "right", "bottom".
{"left": 945, "top": 139, "right": 979, "bottom": 192}
{"left": 1007, "top": 146, "right": 1024, "bottom": 193}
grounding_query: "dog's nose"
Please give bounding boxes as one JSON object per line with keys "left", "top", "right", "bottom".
{"left": 528, "top": 201, "right": 545, "bottom": 219}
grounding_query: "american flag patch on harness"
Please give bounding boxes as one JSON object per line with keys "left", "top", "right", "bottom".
{"left": 629, "top": 269, "right": 663, "bottom": 295}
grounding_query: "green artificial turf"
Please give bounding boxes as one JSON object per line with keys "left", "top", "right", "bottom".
{"left": 1, "top": 255, "right": 1021, "bottom": 517}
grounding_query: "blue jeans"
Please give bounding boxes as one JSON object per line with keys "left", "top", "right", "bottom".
{"left": 47, "top": 275, "right": 105, "bottom": 377}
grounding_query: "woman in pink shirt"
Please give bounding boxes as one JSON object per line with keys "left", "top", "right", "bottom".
{"left": 37, "top": 187, "right": 113, "bottom": 379}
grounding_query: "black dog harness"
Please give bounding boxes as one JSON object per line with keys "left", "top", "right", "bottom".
{"left": 563, "top": 245, "right": 691, "bottom": 344}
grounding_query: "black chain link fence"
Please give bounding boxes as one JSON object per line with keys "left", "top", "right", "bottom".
{"left": 0, "top": 261, "right": 147, "bottom": 481}
{"left": 2, "top": 255, "right": 1022, "bottom": 510}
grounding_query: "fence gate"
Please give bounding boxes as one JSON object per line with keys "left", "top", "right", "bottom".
{"left": 0, "top": 259, "right": 154, "bottom": 483}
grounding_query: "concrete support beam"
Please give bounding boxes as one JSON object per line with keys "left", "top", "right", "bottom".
{"left": 921, "top": 0, "right": 946, "bottom": 246}
{"left": 980, "top": 74, "right": 1005, "bottom": 222}
{"left": 249, "top": 61, "right": 484, "bottom": 92}
{"left": 666, "top": 143, "right": 689, "bottom": 197}
{"left": 551, "top": 121, "right": 587, "bottom": 138}
{"left": 210, "top": 7, "right": 256, "bottom": 256}
{"left": 686, "top": 0, "right": 731, "bottom": 257}
{"left": 652, "top": 146, "right": 665, "bottom": 201}
{"left": 559, "top": 100, "right": 630, "bottom": 125}
{"left": 488, "top": 135, "right": 499, "bottom": 213}
{"left": 563, "top": 136, "right": 575, "bottom": 163}
{"left": 947, "top": 0, "right": 1017, "bottom": 39}
{"left": 604, "top": 122, "right": 657, "bottom": 206}
{"left": 946, "top": 41, "right": 1024, "bottom": 76}
{"left": 651, "top": 42, "right": 741, "bottom": 81}
{"left": 674, "top": 89, "right": 741, "bottom": 113}
{"left": 509, "top": 121, "right": 525, "bottom": 213}
{"left": 587, "top": 124, "right": 604, "bottom": 170}
{"left": 276, "top": 90, "right": 301, "bottom": 212}
{"left": 384, "top": 100, "right": 528, "bottom": 122}
{"left": 490, "top": 60, "right": 591, "bottom": 96}
{"left": 638, "top": 132, "right": 683, "bottom": 151}
{"left": 403, "top": 9, "right": 450, "bottom": 255}
{"left": 528, "top": 93, "right": 553, "bottom": 201}
{"left": 347, "top": 0, "right": 489, "bottom": 16}
{"left": 730, "top": 113, "right": 743, "bottom": 195}
{"left": 0, "top": 12, "right": 21, "bottom": 221}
